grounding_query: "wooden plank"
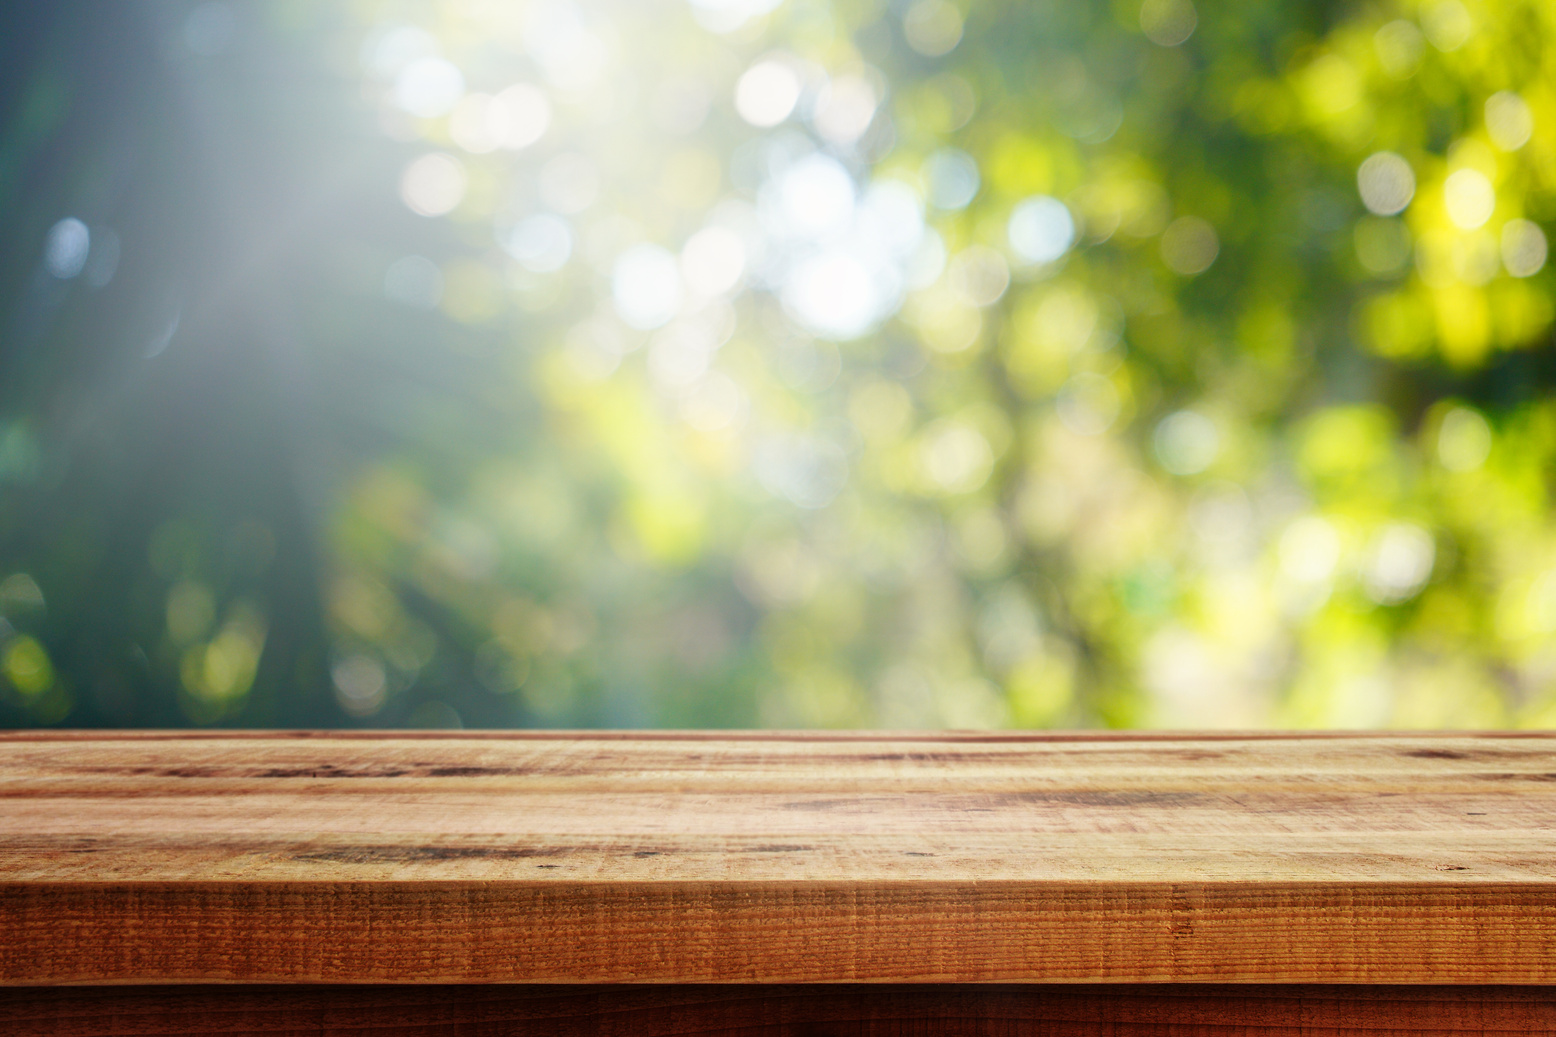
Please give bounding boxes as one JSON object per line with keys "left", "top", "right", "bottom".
{"left": 5, "top": 984, "right": 1556, "bottom": 1036}
{"left": 2, "top": 731, "right": 1555, "bottom": 983}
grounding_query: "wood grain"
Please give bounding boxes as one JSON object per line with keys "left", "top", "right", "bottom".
{"left": 2, "top": 731, "right": 1555, "bottom": 983}
{"left": 6, "top": 984, "right": 1556, "bottom": 1036}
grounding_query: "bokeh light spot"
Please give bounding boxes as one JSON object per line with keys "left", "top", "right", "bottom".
{"left": 451, "top": 91, "right": 547, "bottom": 155}
{"left": 1485, "top": 92, "right": 1533, "bottom": 152}
{"left": 364, "top": 25, "right": 434, "bottom": 78}
{"left": 902, "top": 0, "right": 964, "bottom": 57}
{"left": 1280, "top": 517, "right": 1342, "bottom": 584}
{"left": 333, "top": 653, "right": 388, "bottom": 717}
{"left": 784, "top": 250, "right": 885, "bottom": 340}
{"left": 503, "top": 215, "right": 573, "bottom": 273}
{"left": 1007, "top": 196, "right": 1074, "bottom": 264}
{"left": 400, "top": 152, "right": 466, "bottom": 216}
{"left": 1437, "top": 406, "right": 1491, "bottom": 471}
{"left": 1139, "top": 0, "right": 1196, "bottom": 47}
{"left": 1354, "top": 217, "right": 1411, "bottom": 275}
{"left": 686, "top": 0, "right": 783, "bottom": 35}
{"left": 1422, "top": 0, "right": 1473, "bottom": 52}
{"left": 948, "top": 246, "right": 1009, "bottom": 307}
{"left": 920, "top": 420, "right": 993, "bottom": 494}
{"left": 43, "top": 218, "right": 90, "bottom": 279}
{"left": 1154, "top": 410, "right": 1219, "bottom": 475}
{"left": 1159, "top": 216, "right": 1219, "bottom": 275}
{"left": 812, "top": 75, "right": 879, "bottom": 146}
{"left": 681, "top": 225, "right": 746, "bottom": 298}
{"left": 911, "top": 291, "right": 982, "bottom": 353}
{"left": 0, "top": 573, "right": 45, "bottom": 614}
{"left": 613, "top": 244, "right": 683, "bottom": 329}
{"left": 1444, "top": 168, "right": 1495, "bottom": 230}
{"left": 1364, "top": 523, "right": 1435, "bottom": 604}
{"left": 923, "top": 148, "right": 980, "bottom": 210}
{"left": 767, "top": 153, "right": 856, "bottom": 240}
{"left": 1374, "top": 20, "right": 1424, "bottom": 79}
{"left": 394, "top": 56, "right": 464, "bottom": 118}
{"left": 735, "top": 59, "right": 801, "bottom": 127}
{"left": 3, "top": 636, "right": 53, "bottom": 697}
{"left": 1357, "top": 152, "right": 1415, "bottom": 216}
{"left": 1501, "top": 219, "right": 1547, "bottom": 277}
{"left": 496, "top": 84, "right": 551, "bottom": 149}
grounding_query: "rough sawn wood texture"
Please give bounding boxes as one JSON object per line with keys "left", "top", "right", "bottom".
{"left": 1, "top": 730, "right": 1554, "bottom": 984}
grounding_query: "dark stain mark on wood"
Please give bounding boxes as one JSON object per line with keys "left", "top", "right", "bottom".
{"left": 73, "top": 761, "right": 613, "bottom": 782}
{"left": 857, "top": 752, "right": 995, "bottom": 764}
{"left": 293, "top": 846, "right": 566, "bottom": 864}
{"left": 1405, "top": 749, "right": 1470, "bottom": 760}
{"left": 747, "top": 845, "right": 812, "bottom": 853}
{"left": 257, "top": 767, "right": 411, "bottom": 779}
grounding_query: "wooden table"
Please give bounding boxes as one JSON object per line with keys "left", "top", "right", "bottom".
{"left": 3, "top": 730, "right": 1554, "bottom": 1034}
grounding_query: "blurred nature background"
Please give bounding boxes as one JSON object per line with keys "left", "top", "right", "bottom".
{"left": 2, "top": 0, "right": 1555, "bottom": 731}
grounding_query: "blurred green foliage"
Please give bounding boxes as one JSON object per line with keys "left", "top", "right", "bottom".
{"left": 2, "top": 0, "right": 1555, "bottom": 729}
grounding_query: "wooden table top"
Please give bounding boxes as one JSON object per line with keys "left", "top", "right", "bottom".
{"left": 2, "top": 730, "right": 1554, "bottom": 984}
